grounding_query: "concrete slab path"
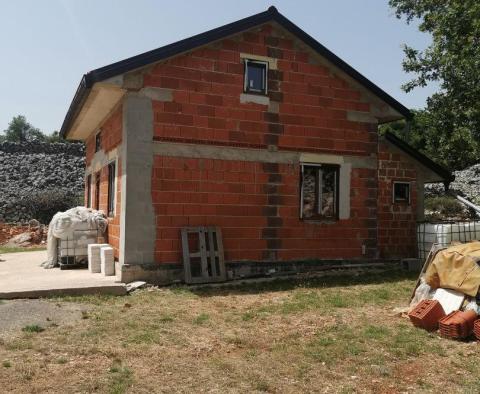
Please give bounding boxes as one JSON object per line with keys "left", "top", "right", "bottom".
{"left": 0, "top": 250, "right": 126, "bottom": 299}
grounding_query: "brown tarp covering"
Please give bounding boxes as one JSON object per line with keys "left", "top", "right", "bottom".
{"left": 425, "top": 242, "right": 480, "bottom": 297}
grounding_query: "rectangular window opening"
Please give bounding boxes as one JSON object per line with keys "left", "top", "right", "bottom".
{"left": 95, "top": 131, "right": 102, "bottom": 152}
{"left": 393, "top": 181, "right": 410, "bottom": 204}
{"left": 86, "top": 174, "right": 92, "bottom": 208}
{"left": 107, "top": 161, "right": 116, "bottom": 217}
{"left": 95, "top": 172, "right": 101, "bottom": 211}
{"left": 244, "top": 59, "right": 268, "bottom": 95}
{"left": 301, "top": 164, "right": 339, "bottom": 220}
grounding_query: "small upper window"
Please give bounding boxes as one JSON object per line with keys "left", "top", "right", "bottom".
{"left": 95, "top": 131, "right": 102, "bottom": 152}
{"left": 393, "top": 181, "right": 410, "bottom": 204}
{"left": 301, "top": 164, "right": 339, "bottom": 220}
{"left": 244, "top": 59, "right": 268, "bottom": 95}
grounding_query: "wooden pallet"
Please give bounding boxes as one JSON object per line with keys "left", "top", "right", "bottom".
{"left": 181, "top": 226, "right": 226, "bottom": 284}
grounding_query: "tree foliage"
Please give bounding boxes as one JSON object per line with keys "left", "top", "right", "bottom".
{"left": 0, "top": 116, "right": 63, "bottom": 143}
{"left": 2, "top": 115, "right": 46, "bottom": 142}
{"left": 388, "top": 0, "right": 480, "bottom": 170}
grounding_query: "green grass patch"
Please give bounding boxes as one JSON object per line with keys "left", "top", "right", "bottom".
{"left": 2, "top": 361, "right": 11, "bottom": 368}
{"left": 108, "top": 360, "right": 133, "bottom": 394}
{"left": 22, "top": 325, "right": 44, "bottom": 333}
{"left": 193, "top": 313, "right": 210, "bottom": 325}
{"left": 0, "top": 246, "right": 46, "bottom": 254}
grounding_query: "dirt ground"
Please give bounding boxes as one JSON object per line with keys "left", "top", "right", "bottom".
{"left": 1, "top": 270, "right": 479, "bottom": 393}
{"left": 0, "top": 222, "right": 47, "bottom": 247}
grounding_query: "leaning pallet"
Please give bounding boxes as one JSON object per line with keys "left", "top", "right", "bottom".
{"left": 181, "top": 226, "right": 226, "bottom": 284}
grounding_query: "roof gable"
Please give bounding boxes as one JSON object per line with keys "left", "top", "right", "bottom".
{"left": 61, "top": 6, "right": 411, "bottom": 138}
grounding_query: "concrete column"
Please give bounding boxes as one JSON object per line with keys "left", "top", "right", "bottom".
{"left": 119, "top": 93, "right": 156, "bottom": 265}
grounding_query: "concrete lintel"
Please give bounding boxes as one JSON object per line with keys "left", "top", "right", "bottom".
{"left": 86, "top": 147, "right": 119, "bottom": 175}
{"left": 140, "top": 87, "right": 173, "bottom": 102}
{"left": 152, "top": 141, "right": 377, "bottom": 169}
{"left": 240, "top": 53, "right": 278, "bottom": 70}
{"left": 240, "top": 93, "right": 270, "bottom": 106}
{"left": 346, "top": 111, "right": 378, "bottom": 124}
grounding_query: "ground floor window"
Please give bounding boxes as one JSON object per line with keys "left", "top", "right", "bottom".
{"left": 107, "top": 161, "right": 116, "bottom": 217}
{"left": 301, "top": 164, "right": 339, "bottom": 220}
{"left": 95, "top": 172, "right": 101, "bottom": 210}
{"left": 393, "top": 181, "right": 410, "bottom": 204}
{"left": 86, "top": 174, "right": 92, "bottom": 208}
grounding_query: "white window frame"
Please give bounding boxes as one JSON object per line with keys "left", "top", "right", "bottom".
{"left": 244, "top": 59, "right": 268, "bottom": 95}
{"left": 392, "top": 181, "right": 411, "bottom": 204}
{"left": 107, "top": 159, "right": 118, "bottom": 217}
{"left": 300, "top": 163, "right": 339, "bottom": 220}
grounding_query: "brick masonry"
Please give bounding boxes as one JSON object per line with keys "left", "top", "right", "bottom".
{"left": 152, "top": 155, "right": 378, "bottom": 263}
{"left": 377, "top": 140, "right": 417, "bottom": 258}
{"left": 85, "top": 107, "right": 122, "bottom": 259}
{"left": 83, "top": 22, "right": 422, "bottom": 268}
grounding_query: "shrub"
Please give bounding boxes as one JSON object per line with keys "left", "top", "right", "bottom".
{"left": 424, "top": 196, "right": 468, "bottom": 220}
{"left": 20, "top": 190, "right": 84, "bottom": 224}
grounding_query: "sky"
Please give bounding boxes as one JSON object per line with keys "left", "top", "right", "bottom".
{"left": 0, "top": 0, "right": 434, "bottom": 135}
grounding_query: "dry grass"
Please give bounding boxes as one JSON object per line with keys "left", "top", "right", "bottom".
{"left": 1, "top": 270, "right": 480, "bottom": 393}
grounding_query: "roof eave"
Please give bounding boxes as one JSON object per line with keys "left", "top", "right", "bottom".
{"left": 385, "top": 131, "right": 454, "bottom": 183}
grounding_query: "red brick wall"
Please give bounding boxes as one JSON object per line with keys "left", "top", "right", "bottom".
{"left": 85, "top": 106, "right": 122, "bottom": 167}
{"left": 377, "top": 141, "right": 417, "bottom": 258}
{"left": 144, "top": 23, "right": 386, "bottom": 264}
{"left": 152, "top": 156, "right": 377, "bottom": 264}
{"left": 84, "top": 107, "right": 123, "bottom": 259}
{"left": 146, "top": 23, "right": 376, "bottom": 157}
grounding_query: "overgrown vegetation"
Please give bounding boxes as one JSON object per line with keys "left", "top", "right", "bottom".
{"left": 424, "top": 195, "right": 470, "bottom": 220}
{"left": 19, "top": 190, "right": 84, "bottom": 224}
{"left": 1, "top": 270, "right": 480, "bottom": 392}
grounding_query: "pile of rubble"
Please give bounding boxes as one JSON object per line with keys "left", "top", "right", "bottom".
{"left": 0, "top": 220, "right": 47, "bottom": 248}
{"left": 409, "top": 241, "right": 480, "bottom": 340}
{"left": 0, "top": 142, "right": 85, "bottom": 223}
{"left": 426, "top": 163, "right": 480, "bottom": 204}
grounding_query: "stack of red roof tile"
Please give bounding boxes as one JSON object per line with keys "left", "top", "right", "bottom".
{"left": 439, "top": 310, "right": 477, "bottom": 339}
{"left": 473, "top": 319, "right": 480, "bottom": 340}
{"left": 408, "top": 300, "right": 446, "bottom": 331}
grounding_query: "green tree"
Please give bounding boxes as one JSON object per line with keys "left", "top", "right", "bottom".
{"left": 2, "top": 115, "right": 47, "bottom": 142}
{"left": 389, "top": 0, "right": 480, "bottom": 170}
{"left": 380, "top": 109, "right": 479, "bottom": 170}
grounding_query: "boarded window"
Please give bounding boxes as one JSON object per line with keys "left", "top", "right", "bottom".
{"left": 107, "top": 162, "right": 116, "bottom": 217}
{"left": 393, "top": 181, "right": 410, "bottom": 204}
{"left": 86, "top": 174, "right": 92, "bottom": 208}
{"left": 301, "top": 164, "right": 339, "bottom": 220}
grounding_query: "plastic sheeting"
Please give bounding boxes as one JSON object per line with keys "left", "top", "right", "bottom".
{"left": 41, "top": 207, "right": 108, "bottom": 269}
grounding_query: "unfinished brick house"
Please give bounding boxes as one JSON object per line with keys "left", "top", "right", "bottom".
{"left": 60, "top": 7, "right": 453, "bottom": 283}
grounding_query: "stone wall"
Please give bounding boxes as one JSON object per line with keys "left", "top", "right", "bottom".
{"left": 0, "top": 142, "right": 85, "bottom": 223}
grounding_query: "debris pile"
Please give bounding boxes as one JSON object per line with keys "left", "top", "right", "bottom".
{"left": 409, "top": 241, "right": 480, "bottom": 340}
{"left": 0, "top": 220, "right": 47, "bottom": 247}
{"left": 0, "top": 141, "right": 85, "bottom": 224}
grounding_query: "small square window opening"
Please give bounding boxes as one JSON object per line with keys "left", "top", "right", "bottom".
{"left": 393, "top": 181, "right": 410, "bottom": 204}
{"left": 95, "top": 131, "right": 102, "bottom": 152}
{"left": 301, "top": 164, "right": 339, "bottom": 220}
{"left": 244, "top": 59, "right": 268, "bottom": 95}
